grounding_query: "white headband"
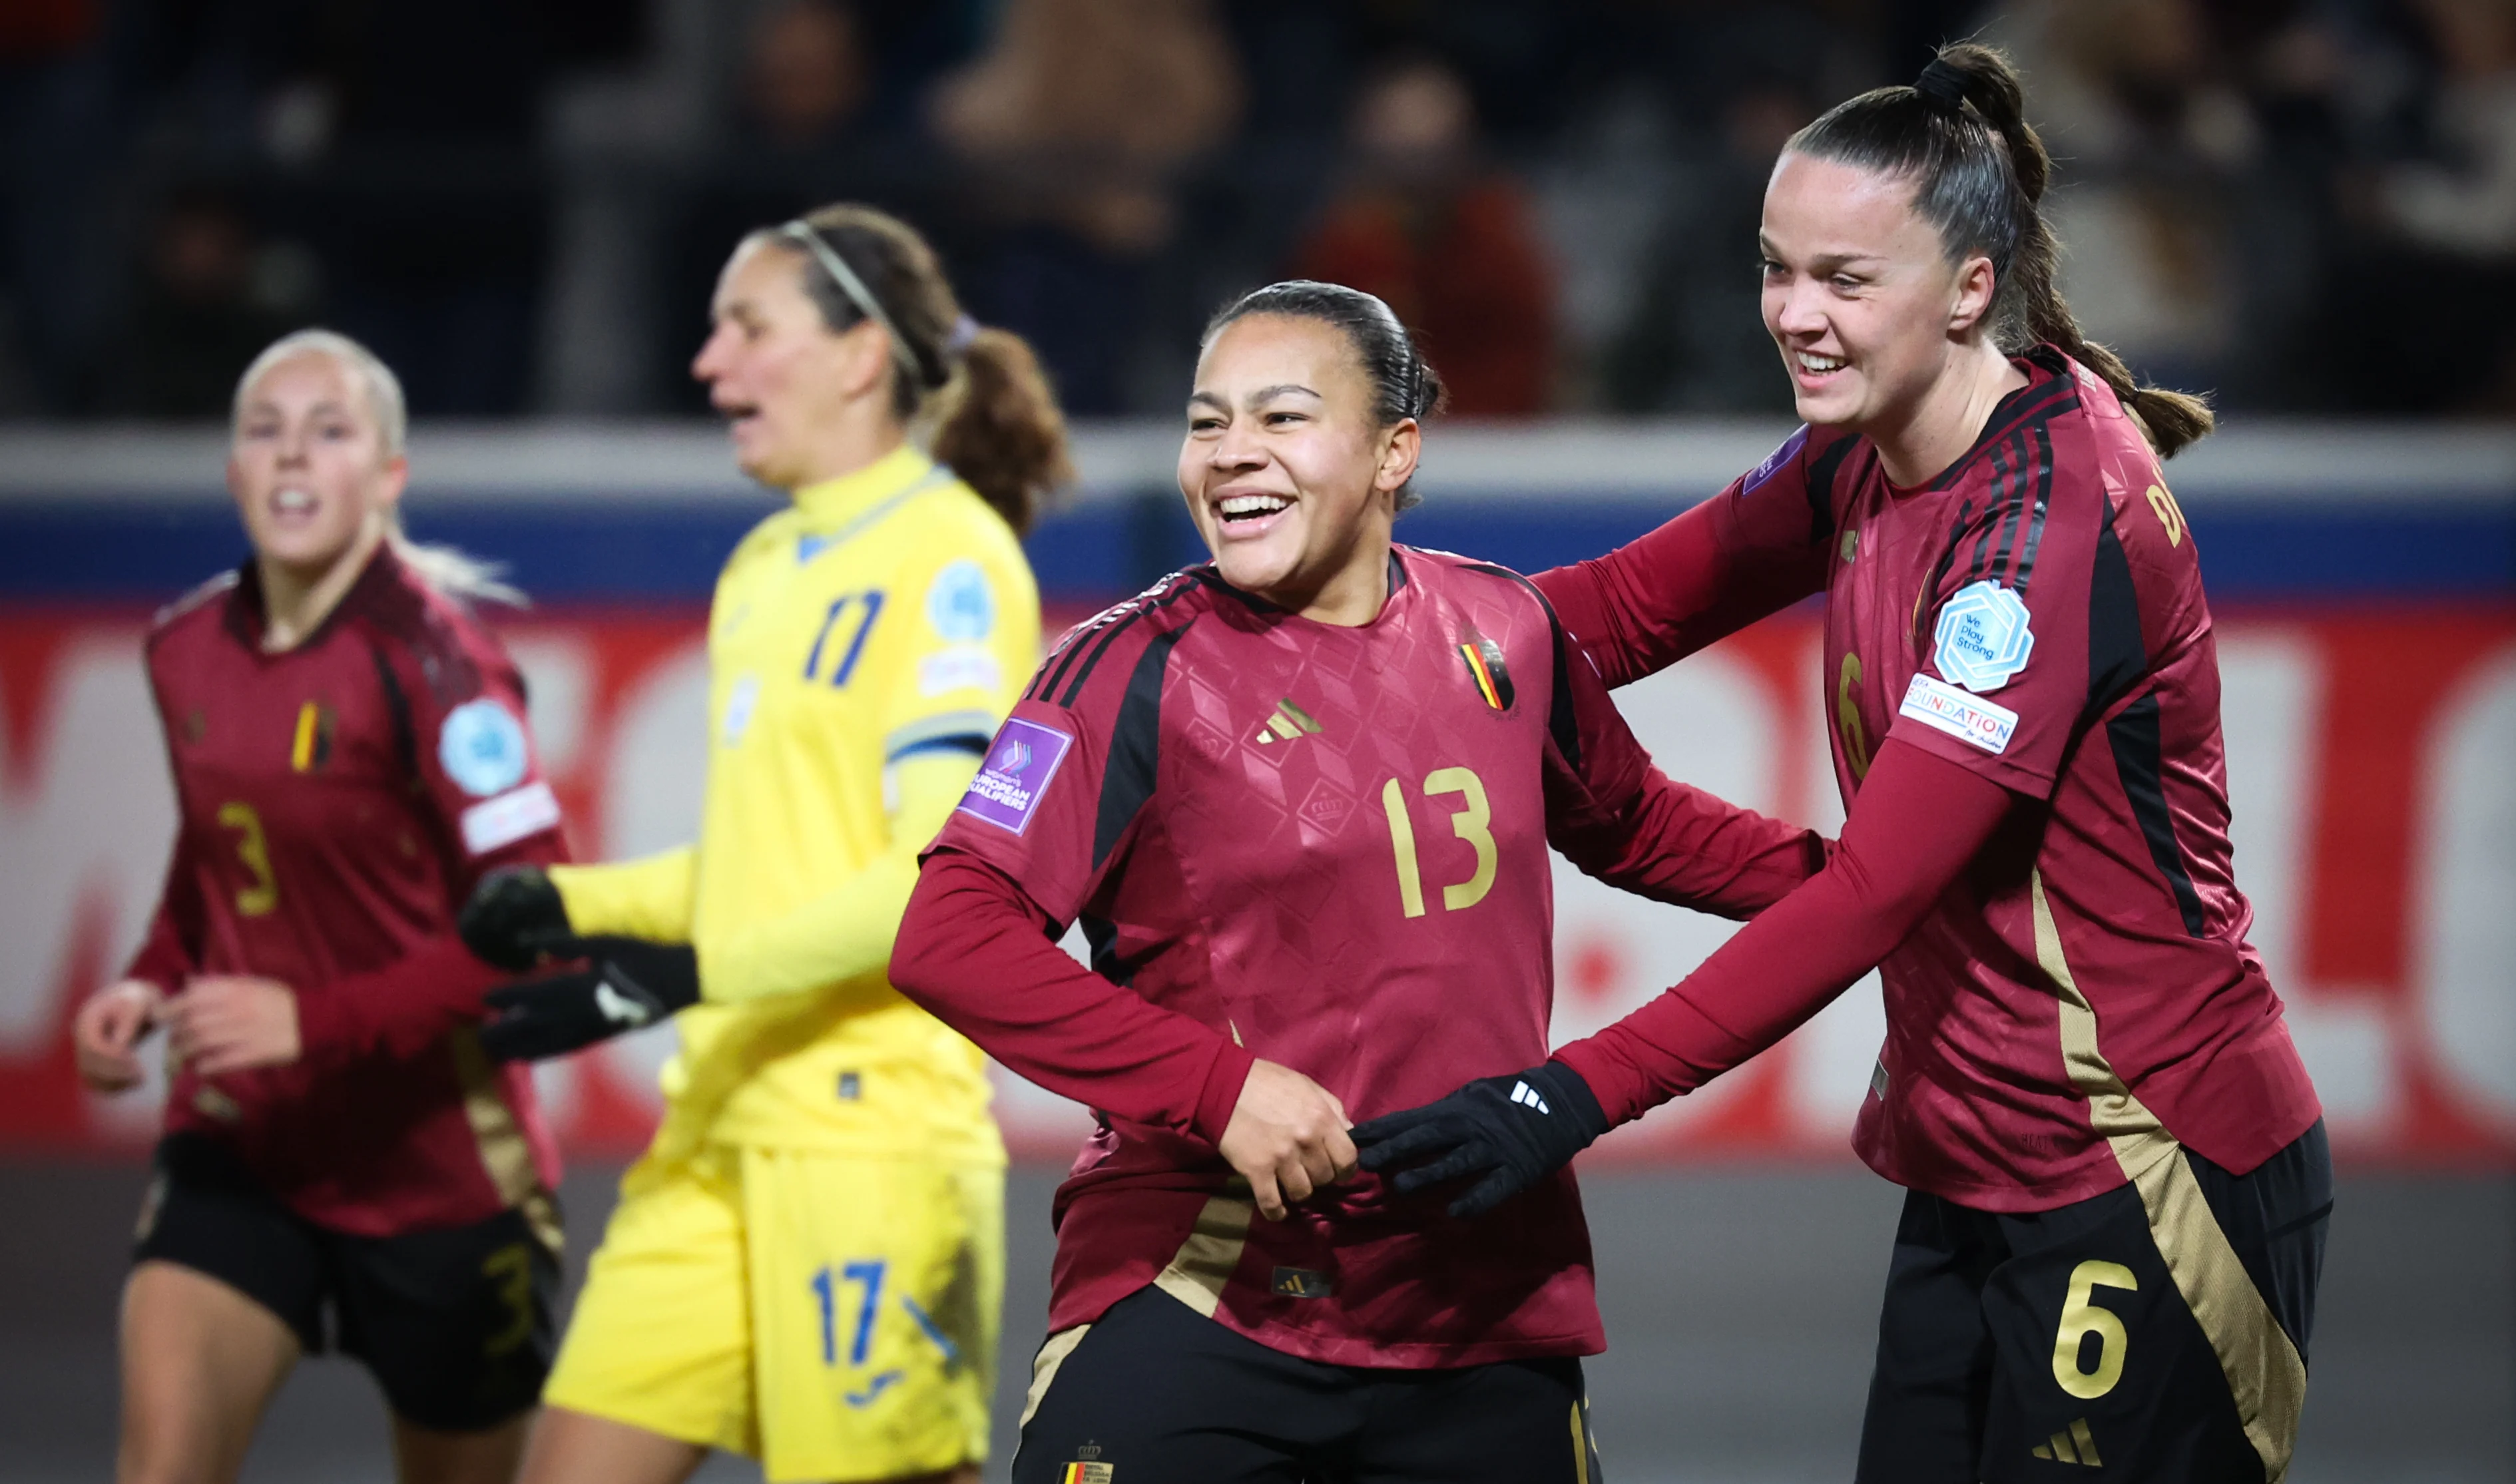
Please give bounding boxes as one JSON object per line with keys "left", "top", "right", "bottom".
{"left": 782, "top": 221, "right": 923, "bottom": 383}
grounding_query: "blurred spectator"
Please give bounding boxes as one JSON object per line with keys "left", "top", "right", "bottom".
{"left": 747, "top": 0, "right": 873, "bottom": 150}
{"left": 660, "top": 0, "right": 931, "bottom": 409}
{"left": 2280, "top": 0, "right": 2516, "bottom": 412}
{"left": 1291, "top": 55, "right": 1557, "bottom": 416}
{"left": 1997, "top": 0, "right": 2254, "bottom": 395}
{"left": 1601, "top": 69, "right": 1817, "bottom": 414}
{"left": 2371, "top": 0, "right": 2516, "bottom": 406}
{"left": 931, "top": 0, "right": 1244, "bottom": 413}
{"left": 288, "top": 0, "right": 558, "bottom": 415}
{"left": 0, "top": 0, "right": 114, "bottom": 413}
{"left": 112, "top": 191, "right": 310, "bottom": 415}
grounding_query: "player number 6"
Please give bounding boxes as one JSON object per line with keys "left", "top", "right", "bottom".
{"left": 2051, "top": 1258, "right": 2137, "bottom": 1399}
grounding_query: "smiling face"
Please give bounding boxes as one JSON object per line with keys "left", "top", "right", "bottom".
{"left": 227, "top": 350, "right": 405, "bottom": 579}
{"left": 692, "top": 236, "right": 889, "bottom": 489}
{"left": 1760, "top": 150, "right": 1999, "bottom": 437}
{"left": 1178, "top": 314, "right": 1419, "bottom": 623}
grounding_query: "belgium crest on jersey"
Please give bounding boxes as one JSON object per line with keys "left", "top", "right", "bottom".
{"left": 1456, "top": 628, "right": 1514, "bottom": 711}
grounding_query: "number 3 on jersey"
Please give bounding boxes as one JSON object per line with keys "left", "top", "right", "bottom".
{"left": 1380, "top": 767, "right": 1497, "bottom": 919}
{"left": 803, "top": 591, "right": 885, "bottom": 686}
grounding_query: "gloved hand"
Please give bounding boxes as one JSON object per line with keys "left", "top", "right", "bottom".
{"left": 459, "top": 866, "right": 574, "bottom": 971}
{"left": 1350, "top": 1061, "right": 1609, "bottom": 1219}
{"left": 477, "top": 937, "right": 700, "bottom": 1062}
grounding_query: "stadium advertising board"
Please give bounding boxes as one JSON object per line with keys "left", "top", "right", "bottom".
{"left": 0, "top": 603, "right": 2507, "bottom": 1165}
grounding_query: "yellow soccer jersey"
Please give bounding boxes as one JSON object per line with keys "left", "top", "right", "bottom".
{"left": 555, "top": 445, "right": 1037, "bottom": 1162}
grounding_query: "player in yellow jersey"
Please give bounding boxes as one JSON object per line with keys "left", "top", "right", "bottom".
{"left": 457, "top": 204, "right": 1071, "bottom": 1484}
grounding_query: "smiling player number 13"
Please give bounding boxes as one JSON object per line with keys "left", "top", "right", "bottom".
{"left": 1380, "top": 767, "right": 1497, "bottom": 919}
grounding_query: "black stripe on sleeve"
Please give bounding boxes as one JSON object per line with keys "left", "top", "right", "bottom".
{"left": 2107, "top": 692, "right": 2209, "bottom": 937}
{"left": 1913, "top": 495, "right": 1977, "bottom": 648}
{"left": 1057, "top": 610, "right": 1146, "bottom": 707}
{"left": 365, "top": 640, "right": 420, "bottom": 789}
{"left": 1804, "top": 435, "right": 1858, "bottom": 545}
{"left": 1026, "top": 638, "right": 1081, "bottom": 702}
{"left": 2086, "top": 506, "right": 2148, "bottom": 716}
{"left": 1058, "top": 577, "right": 1213, "bottom": 708}
{"left": 1989, "top": 432, "right": 2032, "bottom": 585}
{"left": 1092, "top": 624, "right": 1187, "bottom": 871}
{"left": 2012, "top": 423, "right": 2055, "bottom": 595}
{"left": 1971, "top": 436, "right": 2016, "bottom": 585}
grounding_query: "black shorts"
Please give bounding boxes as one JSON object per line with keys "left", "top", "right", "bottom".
{"left": 131, "top": 1132, "right": 561, "bottom": 1433}
{"left": 1858, "top": 1120, "right": 2330, "bottom": 1484}
{"left": 1013, "top": 1285, "right": 1604, "bottom": 1484}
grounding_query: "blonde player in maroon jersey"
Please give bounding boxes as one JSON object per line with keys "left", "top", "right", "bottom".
{"left": 67, "top": 329, "right": 570, "bottom": 1484}
{"left": 1361, "top": 43, "right": 2330, "bottom": 1484}
{"left": 887, "top": 280, "right": 1832, "bottom": 1482}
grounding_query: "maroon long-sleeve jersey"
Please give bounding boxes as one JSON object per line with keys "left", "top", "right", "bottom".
{"left": 900, "top": 547, "right": 1824, "bottom": 1366}
{"left": 125, "top": 547, "right": 567, "bottom": 1239}
{"left": 1539, "top": 348, "right": 2320, "bottom": 1210}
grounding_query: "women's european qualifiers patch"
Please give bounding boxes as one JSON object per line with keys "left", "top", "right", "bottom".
{"left": 957, "top": 718, "right": 1073, "bottom": 834}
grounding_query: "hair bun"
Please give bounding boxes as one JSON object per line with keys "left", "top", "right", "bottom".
{"left": 1914, "top": 58, "right": 1969, "bottom": 115}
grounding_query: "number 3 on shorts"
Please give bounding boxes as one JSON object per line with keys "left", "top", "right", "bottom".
{"left": 2051, "top": 1259, "right": 2137, "bottom": 1399}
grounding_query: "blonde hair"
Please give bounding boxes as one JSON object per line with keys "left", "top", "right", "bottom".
{"left": 231, "top": 329, "right": 527, "bottom": 606}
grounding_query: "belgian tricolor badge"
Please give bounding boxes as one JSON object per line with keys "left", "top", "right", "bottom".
{"left": 1457, "top": 631, "right": 1514, "bottom": 711}
{"left": 290, "top": 701, "right": 336, "bottom": 772}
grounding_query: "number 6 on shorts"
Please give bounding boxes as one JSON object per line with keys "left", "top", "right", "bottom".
{"left": 2051, "top": 1259, "right": 2137, "bottom": 1399}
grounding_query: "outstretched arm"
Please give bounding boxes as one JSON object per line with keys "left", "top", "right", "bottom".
{"left": 1545, "top": 607, "right": 1826, "bottom": 917}
{"left": 1359, "top": 738, "right": 2007, "bottom": 1213}
{"left": 891, "top": 850, "right": 1356, "bottom": 1220}
{"left": 1532, "top": 429, "right": 1841, "bottom": 687}
{"left": 1553, "top": 739, "right": 2008, "bottom": 1121}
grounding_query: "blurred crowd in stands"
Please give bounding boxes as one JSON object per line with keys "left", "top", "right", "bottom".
{"left": 1, "top": 0, "right": 2511, "bottom": 421}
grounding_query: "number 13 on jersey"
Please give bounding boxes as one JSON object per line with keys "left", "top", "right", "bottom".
{"left": 1381, "top": 767, "right": 1497, "bottom": 919}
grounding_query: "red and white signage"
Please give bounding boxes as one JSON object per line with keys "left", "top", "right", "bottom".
{"left": 3, "top": 604, "right": 2510, "bottom": 1166}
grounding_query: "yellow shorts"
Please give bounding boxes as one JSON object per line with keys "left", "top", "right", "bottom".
{"left": 545, "top": 1143, "right": 1003, "bottom": 1483}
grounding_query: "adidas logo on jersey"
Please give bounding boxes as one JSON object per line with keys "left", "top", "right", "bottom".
{"left": 2031, "top": 1418, "right": 2103, "bottom": 1467}
{"left": 1253, "top": 698, "right": 1322, "bottom": 745}
{"left": 1510, "top": 1080, "right": 1551, "bottom": 1115}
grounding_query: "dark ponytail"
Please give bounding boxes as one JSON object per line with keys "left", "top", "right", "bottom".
{"left": 1792, "top": 43, "right": 2214, "bottom": 457}
{"left": 1202, "top": 280, "right": 1447, "bottom": 509}
{"left": 765, "top": 204, "right": 1073, "bottom": 533}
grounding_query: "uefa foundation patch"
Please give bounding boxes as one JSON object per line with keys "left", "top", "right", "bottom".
{"left": 1899, "top": 672, "right": 2019, "bottom": 754}
{"left": 957, "top": 718, "right": 1073, "bottom": 834}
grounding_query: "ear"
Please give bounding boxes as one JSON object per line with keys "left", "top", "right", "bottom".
{"left": 1948, "top": 252, "right": 1999, "bottom": 339}
{"left": 373, "top": 453, "right": 411, "bottom": 515}
{"left": 835, "top": 319, "right": 895, "bottom": 403}
{"left": 1373, "top": 419, "right": 1422, "bottom": 499}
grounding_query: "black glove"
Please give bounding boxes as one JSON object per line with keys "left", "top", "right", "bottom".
{"left": 1350, "top": 1061, "right": 1609, "bottom": 1219}
{"left": 478, "top": 937, "right": 700, "bottom": 1062}
{"left": 459, "top": 866, "right": 575, "bottom": 971}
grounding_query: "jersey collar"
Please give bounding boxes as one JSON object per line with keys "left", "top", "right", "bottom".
{"left": 223, "top": 540, "right": 403, "bottom": 654}
{"left": 790, "top": 444, "right": 941, "bottom": 530}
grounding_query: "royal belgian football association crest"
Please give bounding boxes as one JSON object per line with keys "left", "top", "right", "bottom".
{"left": 1457, "top": 628, "right": 1514, "bottom": 710}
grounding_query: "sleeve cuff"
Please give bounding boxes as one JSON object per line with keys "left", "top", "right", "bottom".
{"left": 1553, "top": 990, "right": 1752, "bottom": 1128}
{"left": 1191, "top": 1041, "right": 1260, "bottom": 1147}
{"left": 290, "top": 981, "right": 357, "bottom": 1069}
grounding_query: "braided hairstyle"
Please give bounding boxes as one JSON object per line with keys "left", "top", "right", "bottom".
{"left": 1789, "top": 43, "right": 2214, "bottom": 457}
{"left": 759, "top": 204, "right": 1073, "bottom": 533}
{"left": 1202, "top": 280, "right": 1447, "bottom": 509}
